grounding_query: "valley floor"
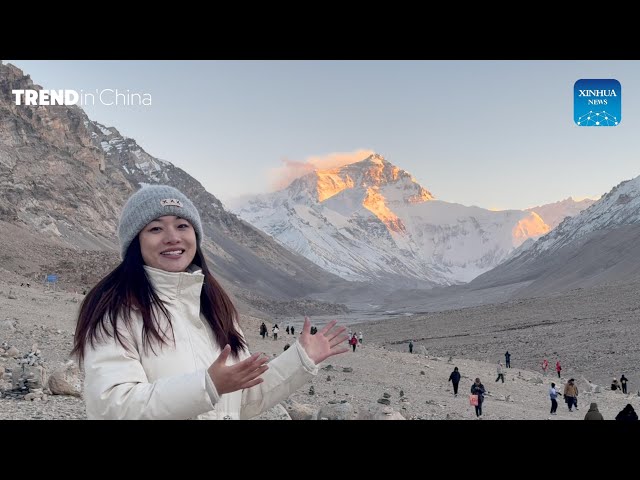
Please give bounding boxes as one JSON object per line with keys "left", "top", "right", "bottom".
{"left": 1, "top": 279, "right": 638, "bottom": 420}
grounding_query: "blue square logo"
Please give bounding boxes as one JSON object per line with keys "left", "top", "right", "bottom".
{"left": 574, "top": 79, "right": 621, "bottom": 126}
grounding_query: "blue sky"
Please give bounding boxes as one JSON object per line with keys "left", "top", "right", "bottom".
{"left": 6, "top": 60, "right": 640, "bottom": 210}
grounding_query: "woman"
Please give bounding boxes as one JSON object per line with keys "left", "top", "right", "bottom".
{"left": 72, "top": 185, "right": 349, "bottom": 419}
{"left": 470, "top": 377, "right": 486, "bottom": 418}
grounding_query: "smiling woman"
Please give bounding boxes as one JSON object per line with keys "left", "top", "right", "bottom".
{"left": 139, "top": 216, "right": 197, "bottom": 272}
{"left": 71, "top": 184, "right": 349, "bottom": 420}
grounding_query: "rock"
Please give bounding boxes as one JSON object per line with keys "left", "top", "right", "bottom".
{"left": 315, "top": 402, "right": 354, "bottom": 420}
{"left": 6, "top": 346, "right": 19, "bottom": 357}
{"left": 282, "top": 399, "right": 317, "bottom": 420}
{"left": 47, "top": 361, "right": 82, "bottom": 397}
{"left": 358, "top": 403, "right": 405, "bottom": 420}
{"left": 0, "top": 320, "right": 17, "bottom": 331}
{"left": 253, "top": 403, "right": 291, "bottom": 420}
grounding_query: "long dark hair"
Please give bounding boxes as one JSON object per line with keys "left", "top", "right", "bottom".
{"left": 72, "top": 237, "right": 246, "bottom": 363}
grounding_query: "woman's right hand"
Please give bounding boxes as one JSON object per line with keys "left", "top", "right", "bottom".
{"left": 207, "top": 345, "right": 269, "bottom": 395}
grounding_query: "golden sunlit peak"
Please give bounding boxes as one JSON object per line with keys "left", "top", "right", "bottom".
{"left": 316, "top": 172, "right": 355, "bottom": 202}
{"left": 364, "top": 153, "right": 386, "bottom": 165}
{"left": 362, "top": 188, "right": 406, "bottom": 234}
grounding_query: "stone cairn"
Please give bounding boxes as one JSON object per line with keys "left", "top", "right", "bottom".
{"left": 1, "top": 344, "right": 50, "bottom": 401}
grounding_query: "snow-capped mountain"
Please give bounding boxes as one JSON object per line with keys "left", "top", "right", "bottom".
{"left": 469, "top": 174, "right": 640, "bottom": 296}
{"left": 526, "top": 197, "right": 596, "bottom": 230}
{"left": 521, "top": 175, "right": 640, "bottom": 257}
{"left": 232, "top": 154, "right": 551, "bottom": 286}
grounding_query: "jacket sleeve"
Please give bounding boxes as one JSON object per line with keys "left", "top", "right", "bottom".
{"left": 83, "top": 327, "right": 219, "bottom": 420}
{"left": 239, "top": 339, "right": 318, "bottom": 419}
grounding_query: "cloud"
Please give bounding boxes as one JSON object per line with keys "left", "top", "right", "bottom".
{"left": 268, "top": 149, "right": 375, "bottom": 191}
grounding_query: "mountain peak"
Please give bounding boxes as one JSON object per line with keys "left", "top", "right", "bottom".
{"left": 362, "top": 153, "right": 387, "bottom": 165}
{"left": 308, "top": 154, "right": 434, "bottom": 204}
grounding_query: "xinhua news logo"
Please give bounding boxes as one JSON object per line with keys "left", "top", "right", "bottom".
{"left": 574, "top": 79, "right": 621, "bottom": 127}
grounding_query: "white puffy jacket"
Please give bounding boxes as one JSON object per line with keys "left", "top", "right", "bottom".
{"left": 82, "top": 265, "right": 318, "bottom": 419}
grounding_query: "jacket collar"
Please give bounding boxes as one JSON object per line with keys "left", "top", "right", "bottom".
{"left": 143, "top": 264, "right": 204, "bottom": 301}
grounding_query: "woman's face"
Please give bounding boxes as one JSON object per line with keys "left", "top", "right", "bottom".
{"left": 138, "top": 216, "right": 197, "bottom": 272}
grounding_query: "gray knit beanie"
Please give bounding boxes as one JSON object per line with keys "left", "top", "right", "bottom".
{"left": 117, "top": 185, "right": 203, "bottom": 259}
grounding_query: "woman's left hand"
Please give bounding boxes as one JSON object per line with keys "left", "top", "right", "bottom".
{"left": 298, "top": 316, "right": 349, "bottom": 364}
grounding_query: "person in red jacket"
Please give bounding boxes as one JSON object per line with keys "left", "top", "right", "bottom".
{"left": 555, "top": 361, "right": 562, "bottom": 379}
{"left": 349, "top": 333, "right": 358, "bottom": 352}
{"left": 541, "top": 358, "right": 549, "bottom": 376}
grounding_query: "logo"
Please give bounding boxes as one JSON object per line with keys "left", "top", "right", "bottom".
{"left": 11, "top": 89, "right": 152, "bottom": 106}
{"left": 574, "top": 79, "right": 621, "bottom": 126}
{"left": 160, "top": 198, "right": 183, "bottom": 207}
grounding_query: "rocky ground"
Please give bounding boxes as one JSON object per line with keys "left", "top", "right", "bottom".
{"left": 1, "top": 278, "right": 638, "bottom": 420}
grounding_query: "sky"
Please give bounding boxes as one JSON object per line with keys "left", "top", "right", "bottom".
{"left": 5, "top": 60, "right": 640, "bottom": 211}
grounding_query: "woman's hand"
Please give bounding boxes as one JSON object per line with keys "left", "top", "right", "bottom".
{"left": 298, "top": 316, "right": 349, "bottom": 364}
{"left": 208, "top": 345, "right": 269, "bottom": 395}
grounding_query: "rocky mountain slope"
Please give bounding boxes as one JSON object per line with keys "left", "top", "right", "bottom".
{"left": 0, "top": 62, "right": 350, "bottom": 314}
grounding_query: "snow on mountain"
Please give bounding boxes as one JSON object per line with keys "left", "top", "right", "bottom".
{"left": 233, "top": 153, "right": 550, "bottom": 286}
{"left": 526, "top": 197, "right": 597, "bottom": 230}
{"left": 469, "top": 174, "right": 640, "bottom": 297}
{"left": 524, "top": 175, "right": 640, "bottom": 257}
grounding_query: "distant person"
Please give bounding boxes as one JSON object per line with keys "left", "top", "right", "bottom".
{"left": 495, "top": 362, "right": 505, "bottom": 383}
{"left": 286, "top": 326, "right": 290, "bottom": 335}
{"left": 549, "top": 382, "right": 560, "bottom": 415}
{"left": 272, "top": 324, "right": 279, "bottom": 340}
{"left": 615, "top": 404, "right": 638, "bottom": 421}
{"left": 563, "top": 378, "right": 579, "bottom": 412}
{"left": 408, "top": 341, "right": 413, "bottom": 354}
{"left": 620, "top": 374, "right": 628, "bottom": 394}
{"left": 541, "top": 358, "right": 549, "bottom": 376}
{"left": 504, "top": 351, "right": 511, "bottom": 368}
{"left": 260, "top": 322, "right": 267, "bottom": 340}
{"left": 584, "top": 402, "right": 604, "bottom": 420}
{"left": 290, "top": 325, "right": 295, "bottom": 336}
{"left": 448, "top": 366, "right": 461, "bottom": 397}
{"left": 555, "top": 361, "right": 562, "bottom": 379}
{"left": 349, "top": 333, "right": 358, "bottom": 352}
{"left": 358, "top": 332, "right": 363, "bottom": 345}
{"left": 611, "top": 378, "right": 621, "bottom": 391}
{"left": 470, "top": 378, "right": 486, "bottom": 418}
